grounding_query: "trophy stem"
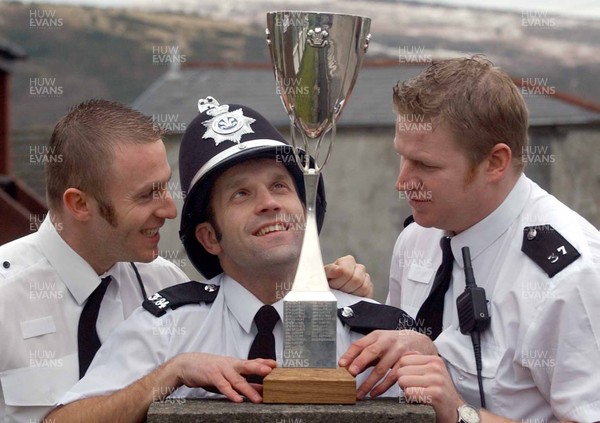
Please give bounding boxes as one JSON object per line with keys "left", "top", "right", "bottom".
{"left": 283, "top": 170, "right": 337, "bottom": 369}
{"left": 291, "top": 171, "right": 329, "bottom": 292}
{"left": 283, "top": 171, "right": 337, "bottom": 369}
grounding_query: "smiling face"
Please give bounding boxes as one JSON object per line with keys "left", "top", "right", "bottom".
{"left": 196, "top": 158, "right": 305, "bottom": 282}
{"left": 88, "top": 139, "right": 177, "bottom": 268}
{"left": 394, "top": 117, "right": 491, "bottom": 234}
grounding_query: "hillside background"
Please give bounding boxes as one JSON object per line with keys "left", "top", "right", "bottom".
{"left": 2, "top": 0, "right": 600, "bottom": 131}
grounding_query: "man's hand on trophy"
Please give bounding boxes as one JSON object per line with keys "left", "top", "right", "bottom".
{"left": 338, "top": 330, "right": 437, "bottom": 399}
{"left": 325, "top": 255, "right": 373, "bottom": 298}
{"left": 172, "top": 353, "right": 277, "bottom": 403}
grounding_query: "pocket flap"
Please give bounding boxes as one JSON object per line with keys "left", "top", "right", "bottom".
{"left": 407, "top": 265, "right": 435, "bottom": 284}
{"left": 20, "top": 316, "right": 56, "bottom": 339}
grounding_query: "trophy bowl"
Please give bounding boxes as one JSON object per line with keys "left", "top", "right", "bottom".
{"left": 267, "top": 11, "right": 371, "bottom": 143}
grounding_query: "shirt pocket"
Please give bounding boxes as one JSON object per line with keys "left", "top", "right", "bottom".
{"left": 401, "top": 265, "right": 436, "bottom": 317}
{"left": 1, "top": 353, "right": 79, "bottom": 407}
{"left": 436, "top": 328, "right": 503, "bottom": 379}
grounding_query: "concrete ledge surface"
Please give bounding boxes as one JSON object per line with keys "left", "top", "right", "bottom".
{"left": 147, "top": 397, "right": 435, "bottom": 422}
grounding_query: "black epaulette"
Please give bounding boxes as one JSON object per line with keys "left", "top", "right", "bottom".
{"left": 337, "top": 301, "right": 416, "bottom": 335}
{"left": 142, "top": 281, "right": 220, "bottom": 317}
{"left": 521, "top": 225, "right": 581, "bottom": 278}
{"left": 403, "top": 215, "right": 415, "bottom": 228}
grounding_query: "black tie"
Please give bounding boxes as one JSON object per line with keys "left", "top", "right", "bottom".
{"left": 416, "top": 237, "right": 454, "bottom": 340}
{"left": 247, "top": 305, "right": 280, "bottom": 383}
{"left": 78, "top": 276, "right": 113, "bottom": 378}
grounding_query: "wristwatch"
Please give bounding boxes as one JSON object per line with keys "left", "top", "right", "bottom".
{"left": 457, "top": 403, "right": 481, "bottom": 423}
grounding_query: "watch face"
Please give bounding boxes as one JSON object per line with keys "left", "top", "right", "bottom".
{"left": 459, "top": 405, "right": 480, "bottom": 423}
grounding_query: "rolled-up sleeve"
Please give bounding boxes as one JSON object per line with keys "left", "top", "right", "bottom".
{"left": 523, "top": 265, "right": 600, "bottom": 422}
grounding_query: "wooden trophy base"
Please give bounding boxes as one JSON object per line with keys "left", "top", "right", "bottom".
{"left": 262, "top": 367, "right": 356, "bottom": 404}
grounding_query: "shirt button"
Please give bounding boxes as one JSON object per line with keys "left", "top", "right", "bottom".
{"left": 2, "top": 261, "right": 9, "bottom": 269}
{"left": 458, "top": 374, "right": 465, "bottom": 381}
{"left": 341, "top": 306, "right": 354, "bottom": 318}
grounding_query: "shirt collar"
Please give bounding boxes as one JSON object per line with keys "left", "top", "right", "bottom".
{"left": 452, "top": 174, "right": 530, "bottom": 268}
{"left": 223, "top": 274, "right": 284, "bottom": 334}
{"left": 37, "top": 215, "right": 103, "bottom": 305}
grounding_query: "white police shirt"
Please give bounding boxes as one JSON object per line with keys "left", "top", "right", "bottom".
{"left": 387, "top": 175, "right": 600, "bottom": 422}
{"left": 60, "top": 274, "right": 399, "bottom": 404}
{"left": 0, "top": 216, "right": 189, "bottom": 423}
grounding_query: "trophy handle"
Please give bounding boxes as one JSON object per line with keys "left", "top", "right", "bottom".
{"left": 289, "top": 113, "right": 337, "bottom": 174}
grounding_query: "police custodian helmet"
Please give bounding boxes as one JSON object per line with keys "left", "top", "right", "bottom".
{"left": 179, "top": 97, "right": 327, "bottom": 279}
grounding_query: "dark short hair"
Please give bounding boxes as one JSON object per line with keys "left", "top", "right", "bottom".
{"left": 45, "top": 99, "right": 163, "bottom": 212}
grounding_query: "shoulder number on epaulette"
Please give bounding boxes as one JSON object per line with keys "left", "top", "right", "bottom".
{"left": 521, "top": 225, "right": 581, "bottom": 278}
{"left": 143, "top": 281, "right": 219, "bottom": 317}
{"left": 337, "top": 301, "right": 416, "bottom": 335}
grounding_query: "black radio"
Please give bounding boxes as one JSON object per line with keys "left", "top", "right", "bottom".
{"left": 456, "top": 246, "right": 490, "bottom": 408}
{"left": 457, "top": 247, "right": 490, "bottom": 333}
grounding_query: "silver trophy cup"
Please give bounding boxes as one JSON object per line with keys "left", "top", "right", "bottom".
{"left": 266, "top": 11, "right": 371, "bottom": 369}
